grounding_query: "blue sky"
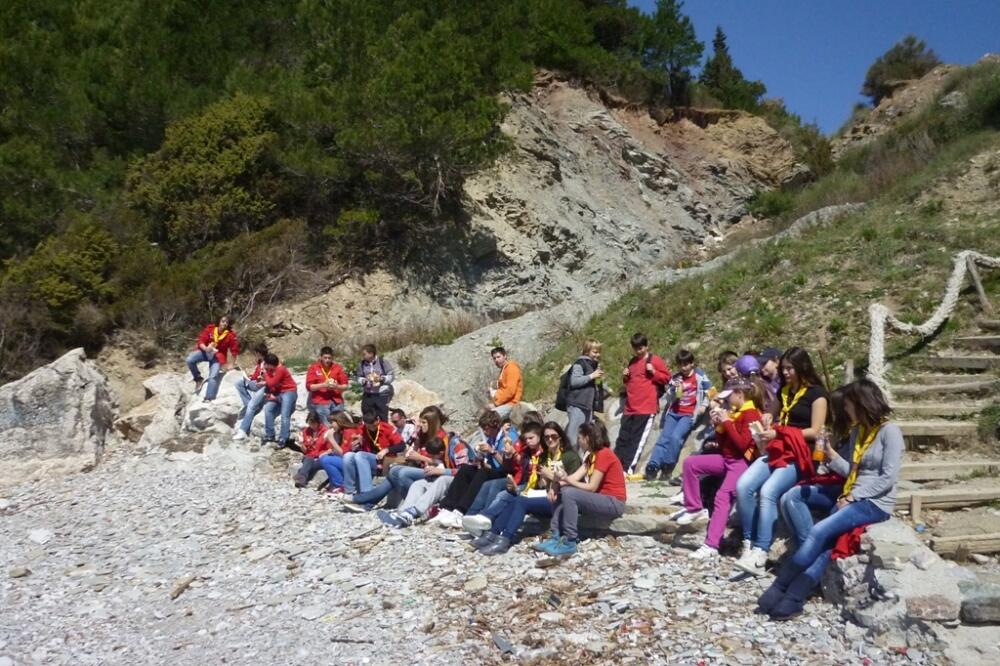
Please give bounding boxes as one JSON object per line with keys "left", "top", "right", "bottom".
{"left": 628, "top": 0, "right": 1000, "bottom": 134}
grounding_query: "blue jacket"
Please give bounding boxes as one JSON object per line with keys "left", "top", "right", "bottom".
{"left": 665, "top": 368, "right": 713, "bottom": 414}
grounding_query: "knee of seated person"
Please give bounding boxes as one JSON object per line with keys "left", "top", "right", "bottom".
{"left": 760, "top": 481, "right": 787, "bottom": 503}
{"left": 779, "top": 486, "right": 802, "bottom": 510}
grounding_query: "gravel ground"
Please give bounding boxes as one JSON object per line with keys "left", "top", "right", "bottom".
{"left": 1, "top": 439, "right": 919, "bottom": 666}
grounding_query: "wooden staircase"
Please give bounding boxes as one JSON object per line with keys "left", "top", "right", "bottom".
{"left": 889, "top": 319, "right": 999, "bottom": 446}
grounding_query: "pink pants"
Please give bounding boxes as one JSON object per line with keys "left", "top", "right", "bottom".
{"left": 682, "top": 454, "right": 749, "bottom": 548}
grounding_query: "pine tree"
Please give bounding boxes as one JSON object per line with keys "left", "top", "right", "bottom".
{"left": 640, "top": 0, "right": 703, "bottom": 105}
{"left": 699, "top": 26, "right": 766, "bottom": 111}
{"left": 862, "top": 35, "right": 941, "bottom": 105}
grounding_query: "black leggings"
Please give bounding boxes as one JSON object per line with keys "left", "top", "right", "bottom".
{"left": 439, "top": 465, "right": 506, "bottom": 513}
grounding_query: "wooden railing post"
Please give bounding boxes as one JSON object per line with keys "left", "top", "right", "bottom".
{"left": 967, "top": 256, "right": 994, "bottom": 314}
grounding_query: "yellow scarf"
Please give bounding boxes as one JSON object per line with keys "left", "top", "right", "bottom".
{"left": 320, "top": 363, "right": 335, "bottom": 381}
{"left": 779, "top": 385, "right": 809, "bottom": 426}
{"left": 715, "top": 399, "right": 757, "bottom": 433}
{"left": 525, "top": 448, "right": 562, "bottom": 493}
{"left": 212, "top": 326, "right": 229, "bottom": 346}
{"left": 840, "top": 422, "right": 884, "bottom": 499}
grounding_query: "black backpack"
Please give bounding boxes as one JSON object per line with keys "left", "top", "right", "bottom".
{"left": 554, "top": 364, "right": 574, "bottom": 412}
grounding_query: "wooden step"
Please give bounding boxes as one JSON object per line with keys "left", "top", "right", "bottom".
{"left": 931, "top": 532, "right": 1000, "bottom": 556}
{"left": 896, "top": 372, "right": 992, "bottom": 384}
{"left": 892, "top": 400, "right": 991, "bottom": 418}
{"left": 898, "top": 485, "right": 1000, "bottom": 513}
{"left": 898, "top": 420, "right": 979, "bottom": 438}
{"left": 891, "top": 377, "right": 999, "bottom": 398}
{"left": 955, "top": 335, "right": 1000, "bottom": 350}
{"left": 976, "top": 318, "right": 1000, "bottom": 332}
{"left": 900, "top": 461, "right": 1000, "bottom": 481}
{"left": 923, "top": 355, "right": 1000, "bottom": 371}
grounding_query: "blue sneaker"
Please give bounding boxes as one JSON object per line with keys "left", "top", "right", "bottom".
{"left": 377, "top": 509, "right": 402, "bottom": 527}
{"left": 548, "top": 538, "right": 578, "bottom": 557}
{"left": 532, "top": 532, "right": 560, "bottom": 553}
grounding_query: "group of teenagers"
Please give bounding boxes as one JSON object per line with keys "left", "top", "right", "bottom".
{"left": 185, "top": 318, "right": 904, "bottom": 620}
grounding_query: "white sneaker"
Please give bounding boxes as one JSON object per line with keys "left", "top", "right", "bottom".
{"left": 430, "top": 509, "right": 454, "bottom": 526}
{"left": 734, "top": 547, "right": 768, "bottom": 576}
{"left": 667, "top": 491, "right": 685, "bottom": 505}
{"left": 689, "top": 545, "right": 719, "bottom": 560}
{"left": 668, "top": 507, "right": 688, "bottom": 522}
{"left": 232, "top": 430, "right": 247, "bottom": 441}
{"left": 444, "top": 511, "right": 465, "bottom": 529}
{"left": 676, "top": 508, "right": 709, "bottom": 526}
{"left": 462, "top": 514, "right": 492, "bottom": 536}
{"left": 741, "top": 539, "right": 752, "bottom": 555}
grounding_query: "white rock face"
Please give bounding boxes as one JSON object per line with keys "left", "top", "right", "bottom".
{"left": 0, "top": 348, "right": 116, "bottom": 485}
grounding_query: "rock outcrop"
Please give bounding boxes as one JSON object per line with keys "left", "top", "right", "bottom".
{"left": 0, "top": 348, "right": 116, "bottom": 484}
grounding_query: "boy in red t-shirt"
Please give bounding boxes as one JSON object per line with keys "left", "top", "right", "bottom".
{"left": 260, "top": 353, "right": 299, "bottom": 448}
{"left": 614, "top": 333, "right": 670, "bottom": 477}
{"left": 294, "top": 411, "right": 330, "bottom": 488}
{"left": 305, "top": 346, "right": 350, "bottom": 426}
{"left": 185, "top": 315, "right": 239, "bottom": 401}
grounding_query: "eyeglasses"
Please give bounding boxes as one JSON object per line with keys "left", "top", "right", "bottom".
{"left": 544, "top": 433, "right": 560, "bottom": 441}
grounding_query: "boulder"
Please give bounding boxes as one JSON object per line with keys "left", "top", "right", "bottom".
{"left": 137, "top": 372, "right": 189, "bottom": 450}
{"left": 0, "top": 348, "right": 116, "bottom": 483}
{"left": 960, "top": 580, "right": 1000, "bottom": 625}
{"left": 388, "top": 379, "right": 444, "bottom": 419}
{"left": 115, "top": 396, "right": 160, "bottom": 443}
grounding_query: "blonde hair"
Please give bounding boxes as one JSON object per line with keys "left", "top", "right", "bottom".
{"left": 581, "top": 339, "right": 602, "bottom": 355}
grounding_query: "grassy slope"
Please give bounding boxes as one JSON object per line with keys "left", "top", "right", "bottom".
{"left": 524, "top": 130, "right": 1000, "bottom": 401}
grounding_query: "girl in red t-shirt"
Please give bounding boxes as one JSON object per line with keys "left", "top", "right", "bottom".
{"left": 293, "top": 411, "right": 330, "bottom": 489}
{"left": 536, "top": 420, "right": 626, "bottom": 557}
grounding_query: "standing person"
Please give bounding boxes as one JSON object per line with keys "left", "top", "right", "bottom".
{"left": 356, "top": 344, "right": 394, "bottom": 422}
{"left": 735, "top": 347, "right": 828, "bottom": 576}
{"left": 489, "top": 347, "right": 523, "bottom": 418}
{"left": 344, "top": 406, "right": 449, "bottom": 512}
{"left": 341, "top": 410, "right": 403, "bottom": 496}
{"left": 644, "top": 349, "right": 712, "bottom": 482}
{"left": 757, "top": 347, "right": 783, "bottom": 395}
{"left": 306, "top": 346, "right": 349, "bottom": 426}
{"left": 563, "top": 340, "right": 605, "bottom": 451}
{"left": 259, "top": 353, "right": 298, "bottom": 448}
{"left": 186, "top": 315, "right": 239, "bottom": 400}
{"left": 614, "top": 333, "right": 670, "bottom": 477}
{"left": 294, "top": 411, "right": 330, "bottom": 488}
{"left": 670, "top": 377, "right": 763, "bottom": 560}
{"left": 536, "top": 420, "right": 627, "bottom": 557}
{"left": 234, "top": 341, "right": 268, "bottom": 420}
{"left": 757, "top": 379, "right": 903, "bottom": 619}
{"left": 389, "top": 408, "right": 419, "bottom": 446}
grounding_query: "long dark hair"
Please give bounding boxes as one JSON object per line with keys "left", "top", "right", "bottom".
{"left": 843, "top": 379, "right": 892, "bottom": 428}
{"left": 416, "top": 405, "right": 446, "bottom": 446}
{"left": 779, "top": 346, "right": 825, "bottom": 392}
{"left": 540, "top": 421, "right": 569, "bottom": 463}
{"left": 828, "top": 386, "right": 852, "bottom": 443}
{"left": 578, "top": 419, "right": 610, "bottom": 453}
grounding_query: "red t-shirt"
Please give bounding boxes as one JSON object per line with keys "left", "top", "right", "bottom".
{"left": 355, "top": 421, "right": 403, "bottom": 454}
{"left": 263, "top": 365, "right": 297, "bottom": 395}
{"left": 301, "top": 425, "right": 330, "bottom": 459}
{"left": 306, "top": 361, "right": 349, "bottom": 405}
{"left": 593, "top": 448, "right": 627, "bottom": 502}
{"left": 670, "top": 372, "right": 700, "bottom": 416}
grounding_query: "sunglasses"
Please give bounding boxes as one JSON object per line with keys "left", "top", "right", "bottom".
{"left": 544, "top": 433, "right": 560, "bottom": 441}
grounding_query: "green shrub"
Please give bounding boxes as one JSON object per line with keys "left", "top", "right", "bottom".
{"left": 862, "top": 35, "right": 940, "bottom": 105}
{"left": 748, "top": 190, "right": 794, "bottom": 218}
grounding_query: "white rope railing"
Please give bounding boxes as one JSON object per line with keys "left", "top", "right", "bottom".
{"left": 867, "top": 250, "right": 1000, "bottom": 395}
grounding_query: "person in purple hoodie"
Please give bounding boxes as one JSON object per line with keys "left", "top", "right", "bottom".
{"left": 757, "top": 347, "right": 782, "bottom": 396}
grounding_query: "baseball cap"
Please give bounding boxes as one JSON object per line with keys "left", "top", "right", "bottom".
{"left": 757, "top": 347, "right": 782, "bottom": 365}
{"left": 734, "top": 354, "right": 760, "bottom": 377}
{"left": 716, "top": 376, "right": 755, "bottom": 400}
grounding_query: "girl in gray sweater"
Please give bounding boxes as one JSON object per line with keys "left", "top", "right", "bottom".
{"left": 757, "top": 378, "right": 904, "bottom": 620}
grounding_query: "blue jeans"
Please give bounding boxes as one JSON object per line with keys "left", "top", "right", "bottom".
{"left": 263, "top": 391, "right": 297, "bottom": 442}
{"left": 492, "top": 495, "right": 554, "bottom": 539}
{"left": 186, "top": 350, "right": 222, "bottom": 400}
{"left": 647, "top": 411, "right": 694, "bottom": 470}
{"left": 780, "top": 483, "right": 842, "bottom": 546}
{"left": 468, "top": 478, "right": 509, "bottom": 516}
{"left": 319, "top": 455, "right": 344, "bottom": 488}
{"left": 235, "top": 380, "right": 265, "bottom": 431}
{"left": 791, "top": 500, "right": 889, "bottom": 584}
{"left": 342, "top": 451, "right": 378, "bottom": 494}
{"left": 307, "top": 400, "right": 344, "bottom": 427}
{"left": 481, "top": 490, "right": 518, "bottom": 520}
{"left": 736, "top": 456, "right": 800, "bottom": 550}
{"left": 351, "top": 465, "right": 426, "bottom": 507}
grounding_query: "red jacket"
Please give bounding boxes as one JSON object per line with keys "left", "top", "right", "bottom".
{"left": 301, "top": 425, "right": 330, "bottom": 459}
{"left": 306, "top": 361, "right": 348, "bottom": 405}
{"left": 717, "top": 406, "right": 762, "bottom": 461}
{"left": 355, "top": 421, "right": 403, "bottom": 454}
{"left": 766, "top": 425, "right": 815, "bottom": 477}
{"left": 248, "top": 360, "right": 264, "bottom": 382}
{"left": 263, "top": 365, "right": 297, "bottom": 396}
{"left": 195, "top": 324, "right": 239, "bottom": 365}
{"left": 623, "top": 353, "right": 670, "bottom": 416}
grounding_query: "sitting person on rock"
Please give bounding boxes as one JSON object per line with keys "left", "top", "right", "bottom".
{"left": 186, "top": 315, "right": 239, "bottom": 401}
{"left": 645, "top": 349, "right": 713, "bottom": 483}
{"left": 718, "top": 350, "right": 739, "bottom": 383}
{"left": 344, "top": 406, "right": 451, "bottom": 512}
{"left": 377, "top": 431, "right": 475, "bottom": 528}
{"left": 294, "top": 411, "right": 331, "bottom": 488}
{"left": 306, "top": 346, "right": 350, "bottom": 426}
{"left": 535, "top": 419, "right": 626, "bottom": 557}
{"left": 470, "top": 422, "right": 583, "bottom": 555}
{"left": 489, "top": 346, "right": 523, "bottom": 419}
{"left": 756, "top": 347, "right": 783, "bottom": 396}
{"left": 734, "top": 353, "right": 778, "bottom": 417}
{"left": 428, "top": 410, "right": 519, "bottom": 529}
{"left": 735, "top": 347, "right": 828, "bottom": 577}
{"left": 389, "top": 408, "right": 419, "bottom": 446}
{"left": 356, "top": 344, "right": 394, "bottom": 422}
{"left": 670, "top": 377, "right": 763, "bottom": 561}
{"left": 757, "top": 379, "right": 902, "bottom": 620}
{"left": 234, "top": 342, "right": 269, "bottom": 425}
{"left": 248, "top": 353, "right": 298, "bottom": 448}
{"left": 340, "top": 410, "right": 403, "bottom": 496}
{"left": 318, "top": 412, "right": 361, "bottom": 495}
